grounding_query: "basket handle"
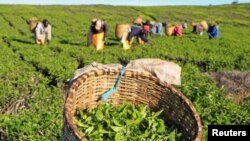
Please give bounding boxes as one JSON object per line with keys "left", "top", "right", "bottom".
{"left": 101, "top": 66, "right": 126, "bottom": 101}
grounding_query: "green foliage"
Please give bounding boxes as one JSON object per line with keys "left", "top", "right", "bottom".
{"left": 74, "top": 103, "right": 183, "bottom": 141}
{"left": 0, "top": 4, "right": 249, "bottom": 140}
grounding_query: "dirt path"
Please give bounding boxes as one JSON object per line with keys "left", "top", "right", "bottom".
{"left": 206, "top": 71, "right": 250, "bottom": 104}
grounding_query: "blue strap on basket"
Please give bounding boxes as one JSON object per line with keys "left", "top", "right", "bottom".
{"left": 101, "top": 66, "right": 126, "bottom": 101}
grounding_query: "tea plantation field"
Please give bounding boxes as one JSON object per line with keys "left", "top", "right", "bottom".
{"left": 0, "top": 4, "right": 250, "bottom": 140}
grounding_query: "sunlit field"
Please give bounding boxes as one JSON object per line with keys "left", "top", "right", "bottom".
{"left": 0, "top": 4, "right": 249, "bottom": 140}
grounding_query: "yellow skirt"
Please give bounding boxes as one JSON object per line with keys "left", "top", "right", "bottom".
{"left": 121, "top": 32, "right": 144, "bottom": 50}
{"left": 121, "top": 31, "right": 133, "bottom": 50}
{"left": 138, "top": 37, "right": 144, "bottom": 45}
{"left": 92, "top": 32, "right": 104, "bottom": 50}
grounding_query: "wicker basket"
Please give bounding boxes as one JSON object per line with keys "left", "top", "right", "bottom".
{"left": 28, "top": 16, "right": 38, "bottom": 32}
{"left": 166, "top": 26, "right": 175, "bottom": 36}
{"left": 149, "top": 20, "right": 156, "bottom": 25}
{"left": 63, "top": 68, "right": 202, "bottom": 141}
{"left": 133, "top": 16, "right": 143, "bottom": 25}
{"left": 200, "top": 20, "right": 208, "bottom": 31}
{"left": 115, "top": 24, "right": 130, "bottom": 39}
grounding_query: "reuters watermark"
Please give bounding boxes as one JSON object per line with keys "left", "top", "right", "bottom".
{"left": 208, "top": 125, "right": 249, "bottom": 140}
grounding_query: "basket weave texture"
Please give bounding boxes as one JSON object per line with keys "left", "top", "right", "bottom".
{"left": 63, "top": 68, "right": 202, "bottom": 141}
{"left": 115, "top": 24, "right": 130, "bottom": 39}
{"left": 29, "top": 16, "right": 38, "bottom": 32}
{"left": 200, "top": 20, "right": 208, "bottom": 30}
{"left": 166, "top": 26, "right": 175, "bottom": 36}
{"left": 133, "top": 16, "right": 143, "bottom": 25}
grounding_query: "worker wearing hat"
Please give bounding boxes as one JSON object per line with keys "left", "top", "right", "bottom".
{"left": 87, "top": 19, "right": 108, "bottom": 47}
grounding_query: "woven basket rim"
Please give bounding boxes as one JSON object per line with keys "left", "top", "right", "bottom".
{"left": 64, "top": 68, "right": 203, "bottom": 141}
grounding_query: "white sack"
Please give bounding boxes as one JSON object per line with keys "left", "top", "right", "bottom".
{"left": 72, "top": 58, "right": 181, "bottom": 85}
{"left": 126, "top": 58, "right": 181, "bottom": 85}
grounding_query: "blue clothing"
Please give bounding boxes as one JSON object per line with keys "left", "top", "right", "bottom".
{"left": 207, "top": 25, "right": 219, "bottom": 39}
{"left": 127, "top": 26, "right": 148, "bottom": 43}
{"left": 150, "top": 22, "right": 165, "bottom": 35}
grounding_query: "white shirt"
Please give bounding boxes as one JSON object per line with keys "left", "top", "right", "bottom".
{"left": 35, "top": 22, "right": 52, "bottom": 40}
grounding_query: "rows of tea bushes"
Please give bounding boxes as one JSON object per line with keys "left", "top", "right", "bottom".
{"left": 0, "top": 4, "right": 249, "bottom": 140}
{"left": 0, "top": 40, "right": 63, "bottom": 140}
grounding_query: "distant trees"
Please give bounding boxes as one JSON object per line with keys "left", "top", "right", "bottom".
{"left": 232, "top": 0, "right": 239, "bottom": 4}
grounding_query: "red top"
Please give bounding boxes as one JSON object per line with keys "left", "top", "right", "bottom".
{"left": 143, "top": 25, "right": 150, "bottom": 33}
{"left": 173, "top": 25, "right": 183, "bottom": 36}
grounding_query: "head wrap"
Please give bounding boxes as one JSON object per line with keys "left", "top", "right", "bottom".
{"left": 143, "top": 25, "right": 150, "bottom": 32}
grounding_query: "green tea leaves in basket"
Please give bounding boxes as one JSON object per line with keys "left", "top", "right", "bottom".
{"left": 74, "top": 103, "right": 183, "bottom": 140}
{"left": 95, "top": 109, "right": 104, "bottom": 121}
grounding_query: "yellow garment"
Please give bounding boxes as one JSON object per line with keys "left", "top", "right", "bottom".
{"left": 121, "top": 31, "right": 144, "bottom": 50}
{"left": 121, "top": 31, "right": 133, "bottom": 50}
{"left": 138, "top": 37, "right": 144, "bottom": 44}
{"left": 92, "top": 32, "right": 104, "bottom": 50}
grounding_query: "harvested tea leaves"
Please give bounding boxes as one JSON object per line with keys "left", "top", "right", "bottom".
{"left": 74, "top": 103, "right": 183, "bottom": 140}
